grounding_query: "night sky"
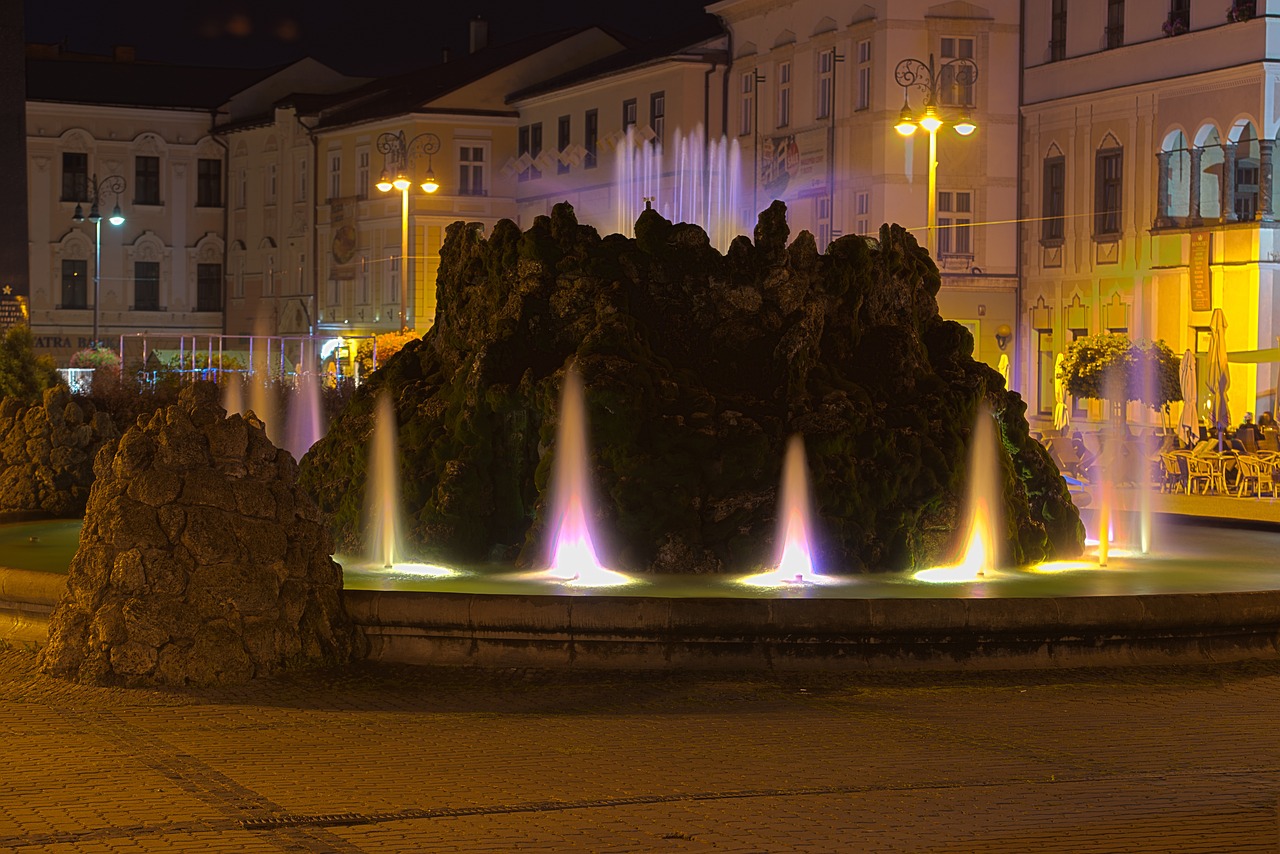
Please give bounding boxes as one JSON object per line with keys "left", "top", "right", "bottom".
{"left": 23, "top": 0, "right": 717, "bottom": 76}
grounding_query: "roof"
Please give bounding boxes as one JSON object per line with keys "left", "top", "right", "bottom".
{"left": 26, "top": 58, "right": 273, "bottom": 111}
{"left": 506, "top": 16, "right": 727, "bottom": 103}
{"left": 312, "top": 27, "right": 630, "bottom": 129}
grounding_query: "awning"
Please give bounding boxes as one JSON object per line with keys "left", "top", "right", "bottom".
{"left": 1228, "top": 348, "right": 1280, "bottom": 364}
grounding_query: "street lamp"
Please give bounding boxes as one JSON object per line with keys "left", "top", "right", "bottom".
{"left": 71, "top": 173, "right": 126, "bottom": 348}
{"left": 375, "top": 130, "right": 441, "bottom": 331}
{"left": 893, "top": 54, "right": 979, "bottom": 258}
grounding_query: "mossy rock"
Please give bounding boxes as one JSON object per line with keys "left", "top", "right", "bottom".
{"left": 298, "top": 204, "right": 1082, "bottom": 573}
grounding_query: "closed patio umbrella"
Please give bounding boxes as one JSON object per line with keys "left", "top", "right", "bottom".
{"left": 1207, "top": 308, "right": 1231, "bottom": 451}
{"left": 997, "top": 354, "right": 1010, "bottom": 387}
{"left": 1053, "top": 353, "right": 1070, "bottom": 433}
{"left": 1178, "top": 347, "right": 1198, "bottom": 445}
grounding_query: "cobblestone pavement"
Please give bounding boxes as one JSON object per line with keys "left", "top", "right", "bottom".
{"left": 1, "top": 645, "right": 1279, "bottom": 853}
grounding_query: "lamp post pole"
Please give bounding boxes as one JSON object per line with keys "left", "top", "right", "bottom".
{"left": 893, "top": 54, "right": 979, "bottom": 259}
{"left": 71, "top": 173, "right": 126, "bottom": 348}
{"left": 376, "top": 131, "right": 441, "bottom": 331}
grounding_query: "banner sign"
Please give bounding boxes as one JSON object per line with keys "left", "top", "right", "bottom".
{"left": 1190, "top": 230, "right": 1211, "bottom": 312}
{"left": 759, "top": 128, "right": 828, "bottom": 200}
{"left": 330, "top": 196, "right": 360, "bottom": 280}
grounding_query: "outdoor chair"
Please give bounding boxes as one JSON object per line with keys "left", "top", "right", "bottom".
{"left": 1185, "top": 455, "right": 1220, "bottom": 495}
{"left": 1236, "top": 456, "right": 1277, "bottom": 498}
{"left": 1047, "top": 437, "right": 1086, "bottom": 480}
{"left": 1160, "top": 451, "right": 1188, "bottom": 494}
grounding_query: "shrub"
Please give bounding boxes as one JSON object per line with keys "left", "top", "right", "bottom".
{"left": 0, "top": 322, "right": 63, "bottom": 405}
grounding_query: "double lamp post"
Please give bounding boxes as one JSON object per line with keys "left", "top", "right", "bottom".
{"left": 893, "top": 53, "right": 979, "bottom": 258}
{"left": 375, "top": 131, "right": 440, "bottom": 331}
{"left": 71, "top": 173, "right": 127, "bottom": 349}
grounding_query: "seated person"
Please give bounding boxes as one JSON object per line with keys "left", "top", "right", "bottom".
{"left": 1260, "top": 411, "right": 1277, "bottom": 429}
{"left": 1238, "top": 413, "right": 1260, "bottom": 451}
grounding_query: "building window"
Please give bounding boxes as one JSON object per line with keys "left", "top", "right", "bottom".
{"left": 776, "top": 61, "right": 791, "bottom": 128}
{"left": 62, "top": 153, "right": 88, "bottom": 202}
{"left": 459, "top": 146, "right": 486, "bottom": 195}
{"left": 518, "top": 123, "right": 542, "bottom": 181}
{"left": 1236, "top": 161, "right": 1260, "bottom": 221}
{"left": 197, "top": 159, "right": 222, "bottom": 207}
{"left": 237, "top": 170, "right": 247, "bottom": 208}
{"left": 650, "top": 91, "right": 665, "bottom": 146}
{"left": 357, "top": 259, "right": 370, "bottom": 305}
{"left": 1043, "top": 156, "right": 1065, "bottom": 241}
{"left": 134, "top": 156, "right": 160, "bottom": 205}
{"left": 557, "top": 116, "right": 571, "bottom": 174}
{"left": 816, "top": 195, "right": 831, "bottom": 249}
{"left": 266, "top": 163, "right": 277, "bottom": 205}
{"left": 61, "top": 259, "right": 87, "bottom": 309}
{"left": 816, "top": 51, "right": 833, "bottom": 120}
{"left": 623, "top": 98, "right": 637, "bottom": 133}
{"left": 196, "top": 263, "right": 222, "bottom": 312}
{"left": 264, "top": 255, "right": 275, "bottom": 297}
{"left": 1050, "top": 0, "right": 1067, "bottom": 61}
{"left": 1095, "top": 147, "right": 1123, "bottom": 237}
{"left": 939, "top": 38, "right": 975, "bottom": 107}
{"left": 296, "top": 158, "right": 308, "bottom": 201}
{"left": 357, "top": 150, "right": 370, "bottom": 200}
{"left": 585, "top": 109, "right": 598, "bottom": 168}
{"left": 856, "top": 41, "right": 871, "bottom": 111}
{"left": 329, "top": 153, "right": 341, "bottom": 200}
{"left": 855, "top": 190, "right": 870, "bottom": 235}
{"left": 1168, "top": 0, "right": 1190, "bottom": 33}
{"left": 134, "top": 261, "right": 160, "bottom": 311}
{"left": 937, "top": 190, "right": 972, "bottom": 259}
{"left": 327, "top": 278, "right": 340, "bottom": 308}
{"left": 1106, "top": 0, "right": 1125, "bottom": 48}
{"left": 1036, "top": 331, "right": 1055, "bottom": 416}
{"left": 740, "top": 71, "right": 755, "bottom": 135}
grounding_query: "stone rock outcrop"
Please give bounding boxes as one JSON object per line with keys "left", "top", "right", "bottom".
{"left": 41, "top": 383, "right": 360, "bottom": 686}
{"left": 300, "top": 202, "right": 1083, "bottom": 574}
{"left": 0, "top": 386, "right": 119, "bottom": 516}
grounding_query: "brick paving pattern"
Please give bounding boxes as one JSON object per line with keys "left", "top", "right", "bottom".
{"left": 0, "top": 646, "right": 1278, "bottom": 852}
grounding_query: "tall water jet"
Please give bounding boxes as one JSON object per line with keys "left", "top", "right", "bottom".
{"left": 542, "top": 367, "right": 630, "bottom": 586}
{"left": 366, "top": 390, "right": 401, "bottom": 568}
{"left": 742, "top": 435, "right": 838, "bottom": 587}
{"left": 956, "top": 405, "right": 1001, "bottom": 577}
{"left": 221, "top": 371, "right": 244, "bottom": 417}
{"left": 286, "top": 368, "right": 325, "bottom": 462}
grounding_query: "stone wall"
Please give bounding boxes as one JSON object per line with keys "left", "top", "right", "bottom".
{"left": 41, "top": 383, "right": 361, "bottom": 686}
{"left": 0, "top": 386, "right": 118, "bottom": 517}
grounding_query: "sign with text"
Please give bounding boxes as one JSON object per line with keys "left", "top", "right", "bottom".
{"left": 0, "top": 283, "right": 27, "bottom": 333}
{"left": 1190, "top": 230, "right": 1212, "bottom": 312}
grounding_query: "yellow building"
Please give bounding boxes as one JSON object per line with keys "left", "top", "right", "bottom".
{"left": 1021, "top": 0, "right": 1277, "bottom": 430}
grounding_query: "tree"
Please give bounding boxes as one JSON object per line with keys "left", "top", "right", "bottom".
{"left": 1059, "top": 333, "right": 1181, "bottom": 411}
{"left": 0, "top": 322, "right": 63, "bottom": 405}
{"left": 355, "top": 330, "right": 420, "bottom": 378}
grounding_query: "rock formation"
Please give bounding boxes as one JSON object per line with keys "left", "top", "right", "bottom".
{"left": 41, "top": 383, "right": 360, "bottom": 686}
{"left": 300, "top": 203, "right": 1083, "bottom": 574}
{"left": 0, "top": 385, "right": 119, "bottom": 517}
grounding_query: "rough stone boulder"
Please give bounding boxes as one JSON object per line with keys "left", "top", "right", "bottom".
{"left": 300, "top": 202, "right": 1083, "bottom": 574}
{"left": 41, "top": 383, "right": 361, "bottom": 686}
{"left": 0, "top": 385, "right": 118, "bottom": 516}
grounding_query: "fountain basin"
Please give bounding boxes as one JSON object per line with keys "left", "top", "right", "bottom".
{"left": 5, "top": 516, "right": 1280, "bottom": 670}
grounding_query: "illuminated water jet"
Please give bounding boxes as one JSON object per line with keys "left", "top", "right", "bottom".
{"left": 536, "top": 367, "right": 632, "bottom": 588}
{"left": 741, "top": 435, "right": 839, "bottom": 588}
{"left": 367, "top": 391, "right": 402, "bottom": 569}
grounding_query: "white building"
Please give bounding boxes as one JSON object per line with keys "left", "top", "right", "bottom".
{"left": 24, "top": 49, "right": 264, "bottom": 365}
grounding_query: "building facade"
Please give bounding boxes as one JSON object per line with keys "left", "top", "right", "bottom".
{"left": 1020, "top": 0, "right": 1276, "bottom": 430}
{"left": 24, "top": 53, "right": 264, "bottom": 365}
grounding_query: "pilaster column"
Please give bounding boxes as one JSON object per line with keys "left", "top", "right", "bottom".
{"left": 1261, "top": 139, "right": 1275, "bottom": 223}
{"left": 1188, "top": 147, "right": 1204, "bottom": 226}
{"left": 1155, "top": 151, "right": 1173, "bottom": 227}
{"left": 1222, "top": 142, "right": 1239, "bottom": 222}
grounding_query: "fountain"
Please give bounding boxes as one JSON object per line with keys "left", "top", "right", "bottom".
{"left": 7, "top": 206, "right": 1280, "bottom": 673}
{"left": 285, "top": 367, "right": 325, "bottom": 463}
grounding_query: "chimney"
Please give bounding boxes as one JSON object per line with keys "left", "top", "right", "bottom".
{"left": 469, "top": 16, "right": 488, "bottom": 53}
{"left": 113, "top": 45, "right": 135, "bottom": 63}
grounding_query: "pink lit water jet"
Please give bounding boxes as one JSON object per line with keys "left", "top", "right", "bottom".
{"left": 538, "top": 367, "right": 631, "bottom": 587}
{"left": 742, "top": 435, "right": 838, "bottom": 587}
